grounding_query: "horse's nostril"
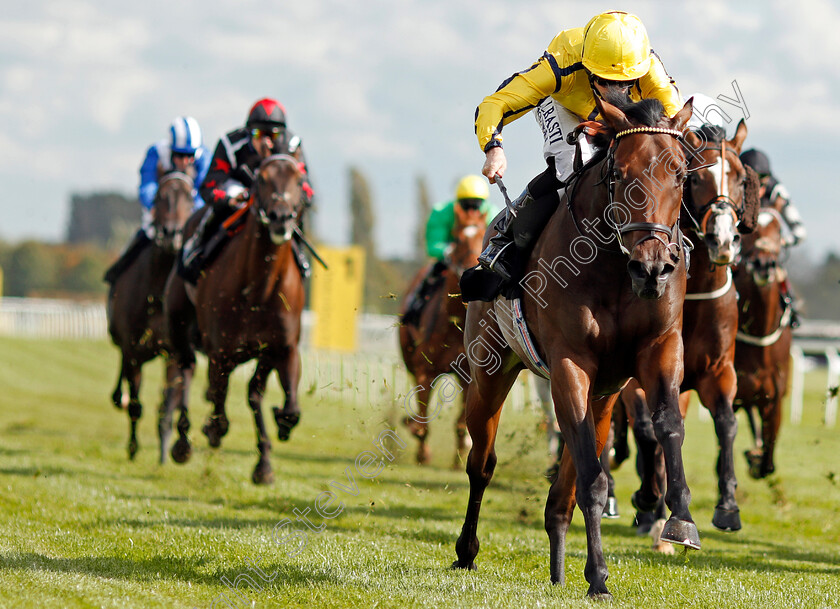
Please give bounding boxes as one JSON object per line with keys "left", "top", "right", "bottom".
{"left": 661, "top": 263, "right": 675, "bottom": 277}
{"left": 627, "top": 260, "right": 646, "bottom": 279}
{"left": 733, "top": 234, "right": 741, "bottom": 244}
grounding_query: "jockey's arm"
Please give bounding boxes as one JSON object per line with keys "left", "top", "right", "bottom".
{"left": 138, "top": 145, "right": 160, "bottom": 210}
{"left": 772, "top": 183, "right": 807, "bottom": 244}
{"left": 474, "top": 50, "right": 561, "bottom": 167}
{"left": 192, "top": 147, "right": 212, "bottom": 209}
{"left": 200, "top": 138, "right": 240, "bottom": 211}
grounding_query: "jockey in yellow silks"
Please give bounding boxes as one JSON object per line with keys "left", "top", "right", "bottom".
{"left": 474, "top": 11, "right": 682, "bottom": 285}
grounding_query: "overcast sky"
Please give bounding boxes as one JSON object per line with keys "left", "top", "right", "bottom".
{"left": 1, "top": 0, "right": 837, "bottom": 261}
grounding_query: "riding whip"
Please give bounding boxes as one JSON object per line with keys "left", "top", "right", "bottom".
{"left": 493, "top": 174, "right": 517, "bottom": 218}
{"left": 292, "top": 226, "right": 329, "bottom": 270}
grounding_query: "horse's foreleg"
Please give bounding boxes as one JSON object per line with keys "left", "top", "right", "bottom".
{"left": 403, "top": 380, "right": 432, "bottom": 465}
{"left": 203, "top": 357, "right": 232, "bottom": 448}
{"left": 249, "top": 360, "right": 274, "bottom": 485}
{"left": 600, "top": 421, "right": 619, "bottom": 519}
{"left": 637, "top": 333, "right": 700, "bottom": 550}
{"left": 169, "top": 360, "right": 195, "bottom": 464}
{"left": 126, "top": 363, "right": 143, "bottom": 460}
{"left": 453, "top": 396, "right": 471, "bottom": 470}
{"left": 696, "top": 368, "right": 741, "bottom": 531}
{"left": 453, "top": 367, "right": 518, "bottom": 572}
{"left": 549, "top": 362, "right": 611, "bottom": 598}
{"left": 158, "top": 357, "right": 180, "bottom": 464}
{"left": 111, "top": 362, "right": 126, "bottom": 410}
{"left": 628, "top": 387, "right": 663, "bottom": 520}
{"left": 274, "top": 346, "right": 301, "bottom": 442}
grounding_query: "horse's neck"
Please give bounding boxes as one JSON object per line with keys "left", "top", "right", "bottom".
{"left": 239, "top": 214, "right": 296, "bottom": 304}
{"left": 686, "top": 241, "right": 728, "bottom": 292}
{"left": 740, "top": 276, "right": 781, "bottom": 335}
{"left": 147, "top": 244, "right": 176, "bottom": 292}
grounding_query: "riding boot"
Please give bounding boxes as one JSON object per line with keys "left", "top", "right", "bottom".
{"left": 780, "top": 279, "right": 801, "bottom": 329}
{"left": 477, "top": 187, "right": 559, "bottom": 283}
{"left": 402, "top": 261, "right": 448, "bottom": 327}
{"left": 103, "top": 229, "right": 152, "bottom": 284}
{"left": 179, "top": 209, "right": 220, "bottom": 284}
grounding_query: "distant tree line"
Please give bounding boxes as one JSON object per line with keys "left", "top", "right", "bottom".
{"left": 2, "top": 179, "right": 836, "bottom": 320}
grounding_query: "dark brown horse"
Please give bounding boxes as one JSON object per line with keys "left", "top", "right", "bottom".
{"left": 620, "top": 121, "right": 760, "bottom": 540}
{"left": 453, "top": 97, "right": 696, "bottom": 599}
{"left": 399, "top": 205, "right": 488, "bottom": 467}
{"left": 734, "top": 207, "right": 793, "bottom": 478}
{"left": 163, "top": 154, "right": 306, "bottom": 484}
{"left": 107, "top": 172, "right": 195, "bottom": 461}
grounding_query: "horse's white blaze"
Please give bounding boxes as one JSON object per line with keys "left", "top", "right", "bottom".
{"left": 462, "top": 225, "right": 480, "bottom": 238}
{"left": 708, "top": 155, "right": 729, "bottom": 199}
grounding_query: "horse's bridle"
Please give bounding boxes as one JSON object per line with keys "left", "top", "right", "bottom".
{"left": 607, "top": 126, "right": 686, "bottom": 258}
{"left": 681, "top": 139, "right": 744, "bottom": 239}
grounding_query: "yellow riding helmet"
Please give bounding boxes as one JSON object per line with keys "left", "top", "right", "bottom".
{"left": 455, "top": 175, "right": 489, "bottom": 201}
{"left": 581, "top": 11, "right": 652, "bottom": 81}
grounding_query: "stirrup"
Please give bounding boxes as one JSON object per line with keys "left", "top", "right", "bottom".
{"left": 479, "top": 241, "right": 515, "bottom": 282}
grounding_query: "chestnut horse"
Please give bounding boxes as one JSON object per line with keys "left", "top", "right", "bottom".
{"left": 399, "top": 205, "right": 488, "bottom": 467}
{"left": 163, "top": 154, "right": 306, "bottom": 484}
{"left": 107, "top": 172, "right": 195, "bottom": 461}
{"left": 734, "top": 207, "right": 793, "bottom": 478}
{"left": 620, "top": 121, "right": 761, "bottom": 539}
{"left": 453, "top": 97, "right": 696, "bottom": 599}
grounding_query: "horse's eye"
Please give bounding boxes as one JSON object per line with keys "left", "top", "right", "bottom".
{"left": 612, "top": 169, "right": 622, "bottom": 182}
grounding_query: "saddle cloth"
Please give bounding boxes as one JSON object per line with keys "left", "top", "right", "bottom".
{"left": 494, "top": 297, "right": 550, "bottom": 380}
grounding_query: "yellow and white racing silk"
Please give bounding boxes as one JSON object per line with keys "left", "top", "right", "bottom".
{"left": 475, "top": 27, "right": 682, "bottom": 152}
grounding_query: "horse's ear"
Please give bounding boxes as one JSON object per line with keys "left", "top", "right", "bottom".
{"left": 730, "top": 118, "right": 748, "bottom": 153}
{"left": 739, "top": 165, "right": 761, "bottom": 234}
{"left": 595, "top": 97, "right": 631, "bottom": 131}
{"left": 671, "top": 97, "right": 694, "bottom": 133}
{"left": 683, "top": 129, "right": 702, "bottom": 152}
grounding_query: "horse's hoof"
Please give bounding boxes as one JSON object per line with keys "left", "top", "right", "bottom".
{"left": 252, "top": 464, "right": 275, "bottom": 485}
{"left": 634, "top": 510, "right": 656, "bottom": 535}
{"left": 631, "top": 489, "right": 659, "bottom": 513}
{"left": 450, "top": 559, "right": 477, "bottom": 571}
{"left": 171, "top": 438, "right": 192, "bottom": 464}
{"left": 202, "top": 422, "right": 222, "bottom": 448}
{"left": 649, "top": 519, "right": 675, "bottom": 554}
{"left": 712, "top": 506, "right": 741, "bottom": 532}
{"left": 587, "top": 591, "right": 613, "bottom": 601}
{"left": 128, "top": 441, "right": 138, "bottom": 461}
{"left": 273, "top": 409, "right": 300, "bottom": 442}
{"left": 660, "top": 517, "right": 701, "bottom": 550}
{"left": 602, "top": 496, "right": 620, "bottom": 519}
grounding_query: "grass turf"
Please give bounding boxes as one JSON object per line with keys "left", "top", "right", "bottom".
{"left": 0, "top": 336, "right": 838, "bottom": 608}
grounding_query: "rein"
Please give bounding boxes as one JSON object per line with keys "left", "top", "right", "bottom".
{"left": 736, "top": 305, "right": 791, "bottom": 347}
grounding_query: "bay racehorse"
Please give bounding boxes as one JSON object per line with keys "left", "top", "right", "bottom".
{"left": 453, "top": 97, "right": 697, "bottom": 599}
{"left": 163, "top": 154, "right": 306, "bottom": 484}
{"left": 399, "top": 205, "right": 488, "bottom": 467}
{"left": 621, "top": 121, "right": 761, "bottom": 541}
{"left": 733, "top": 207, "right": 793, "bottom": 478}
{"left": 107, "top": 172, "right": 195, "bottom": 461}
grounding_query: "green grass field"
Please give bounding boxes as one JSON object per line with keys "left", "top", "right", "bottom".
{"left": 0, "top": 337, "right": 838, "bottom": 608}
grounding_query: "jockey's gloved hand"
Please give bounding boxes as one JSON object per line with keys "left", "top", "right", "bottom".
{"left": 229, "top": 190, "right": 250, "bottom": 207}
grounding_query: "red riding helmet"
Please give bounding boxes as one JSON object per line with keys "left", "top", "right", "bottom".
{"left": 246, "top": 98, "right": 286, "bottom": 128}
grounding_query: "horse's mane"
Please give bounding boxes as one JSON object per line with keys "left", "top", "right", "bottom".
{"left": 693, "top": 124, "right": 726, "bottom": 144}
{"left": 599, "top": 87, "right": 667, "bottom": 128}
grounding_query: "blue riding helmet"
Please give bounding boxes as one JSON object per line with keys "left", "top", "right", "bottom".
{"left": 169, "top": 116, "right": 202, "bottom": 155}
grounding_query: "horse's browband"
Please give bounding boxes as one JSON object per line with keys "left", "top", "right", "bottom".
{"left": 615, "top": 127, "right": 684, "bottom": 139}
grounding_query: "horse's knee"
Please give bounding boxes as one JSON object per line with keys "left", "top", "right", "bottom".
{"left": 466, "top": 451, "right": 496, "bottom": 486}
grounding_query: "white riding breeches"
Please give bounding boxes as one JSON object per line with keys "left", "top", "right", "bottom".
{"left": 534, "top": 98, "right": 595, "bottom": 183}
